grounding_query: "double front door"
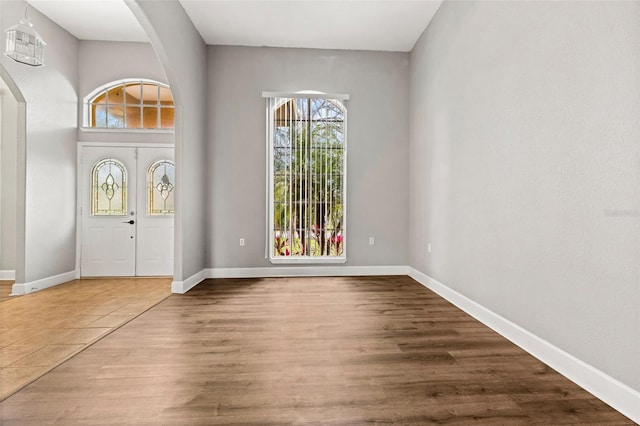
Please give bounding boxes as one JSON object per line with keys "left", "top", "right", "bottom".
{"left": 81, "top": 146, "right": 174, "bottom": 277}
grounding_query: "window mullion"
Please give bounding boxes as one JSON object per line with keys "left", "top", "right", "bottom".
{"left": 138, "top": 81, "right": 143, "bottom": 129}
{"left": 298, "top": 100, "right": 303, "bottom": 256}
{"left": 304, "top": 99, "right": 313, "bottom": 256}
{"left": 288, "top": 99, "right": 293, "bottom": 258}
{"left": 156, "top": 84, "right": 161, "bottom": 129}
{"left": 330, "top": 110, "right": 334, "bottom": 255}
{"left": 324, "top": 106, "right": 328, "bottom": 255}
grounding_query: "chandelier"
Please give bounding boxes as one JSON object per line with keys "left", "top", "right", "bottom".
{"left": 4, "top": 2, "right": 46, "bottom": 67}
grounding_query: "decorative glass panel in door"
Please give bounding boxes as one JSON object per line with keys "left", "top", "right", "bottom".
{"left": 136, "top": 148, "right": 175, "bottom": 276}
{"left": 82, "top": 148, "right": 137, "bottom": 277}
{"left": 82, "top": 147, "right": 174, "bottom": 277}
{"left": 148, "top": 160, "right": 175, "bottom": 215}
{"left": 91, "top": 158, "right": 127, "bottom": 216}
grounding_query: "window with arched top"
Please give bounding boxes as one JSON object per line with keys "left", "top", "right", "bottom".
{"left": 148, "top": 160, "right": 175, "bottom": 215}
{"left": 92, "top": 159, "right": 128, "bottom": 216}
{"left": 264, "top": 91, "right": 348, "bottom": 263}
{"left": 84, "top": 79, "right": 175, "bottom": 129}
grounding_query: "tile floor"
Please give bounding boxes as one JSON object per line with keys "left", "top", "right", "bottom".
{"left": 0, "top": 281, "right": 15, "bottom": 303}
{"left": 0, "top": 277, "right": 171, "bottom": 400}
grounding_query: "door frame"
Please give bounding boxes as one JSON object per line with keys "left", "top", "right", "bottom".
{"left": 75, "top": 142, "right": 175, "bottom": 278}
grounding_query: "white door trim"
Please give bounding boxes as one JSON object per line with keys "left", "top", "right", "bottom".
{"left": 76, "top": 142, "right": 175, "bottom": 278}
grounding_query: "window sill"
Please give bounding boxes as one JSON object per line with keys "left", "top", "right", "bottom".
{"left": 80, "top": 127, "right": 175, "bottom": 134}
{"left": 269, "top": 256, "right": 347, "bottom": 265}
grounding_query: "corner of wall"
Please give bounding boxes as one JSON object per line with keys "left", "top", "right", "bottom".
{"left": 408, "top": 267, "right": 640, "bottom": 424}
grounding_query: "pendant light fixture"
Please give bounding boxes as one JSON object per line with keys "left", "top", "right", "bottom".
{"left": 4, "top": 1, "right": 46, "bottom": 67}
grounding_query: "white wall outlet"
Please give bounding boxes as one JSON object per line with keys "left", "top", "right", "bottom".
{"left": 427, "top": 243, "right": 432, "bottom": 253}
{"left": 369, "top": 237, "right": 375, "bottom": 246}
{"left": 239, "top": 238, "right": 245, "bottom": 246}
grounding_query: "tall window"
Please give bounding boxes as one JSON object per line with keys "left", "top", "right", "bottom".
{"left": 265, "top": 92, "right": 348, "bottom": 262}
{"left": 85, "top": 79, "right": 174, "bottom": 129}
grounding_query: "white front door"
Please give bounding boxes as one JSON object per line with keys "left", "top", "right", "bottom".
{"left": 81, "top": 146, "right": 174, "bottom": 277}
{"left": 135, "top": 147, "right": 174, "bottom": 276}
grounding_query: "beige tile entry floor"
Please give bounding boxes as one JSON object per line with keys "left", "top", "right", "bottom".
{"left": 0, "top": 281, "right": 15, "bottom": 303}
{"left": 0, "top": 277, "right": 171, "bottom": 400}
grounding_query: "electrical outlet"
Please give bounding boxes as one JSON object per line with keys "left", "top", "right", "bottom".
{"left": 427, "top": 243, "right": 432, "bottom": 253}
{"left": 239, "top": 238, "right": 245, "bottom": 246}
{"left": 369, "top": 237, "right": 375, "bottom": 246}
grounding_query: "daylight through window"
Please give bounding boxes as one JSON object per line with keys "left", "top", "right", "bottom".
{"left": 265, "top": 93, "right": 348, "bottom": 262}
{"left": 86, "top": 80, "right": 174, "bottom": 129}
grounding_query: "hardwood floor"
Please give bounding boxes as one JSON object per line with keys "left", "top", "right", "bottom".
{"left": 0, "top": 276, "right": 633, "bottom": 425}
{"left": 0, "top": 277, "right": 171, "bottom": 401}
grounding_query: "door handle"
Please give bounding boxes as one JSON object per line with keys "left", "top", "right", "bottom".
{"left": 123, "top": 220, "right": 135, "bottom": 225}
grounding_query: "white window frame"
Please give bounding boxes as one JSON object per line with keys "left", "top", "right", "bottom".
{"left": 81, "top": 78, "right": 175, "bottom": 132}
{"left": 264, "top": 91, "right": 349, "bottom": 264}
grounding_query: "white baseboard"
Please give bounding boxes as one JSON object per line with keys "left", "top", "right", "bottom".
{"left": 172, "top": 265, "right": 407, "bottom": 294}
{"left": 207, "top": 265, "right": 409, "bottom": 279}
{"left": 0, "top": 270, "right": 15, "bottom": 280}
{"left": 407, "top": 267, "right": 640, "bottom": 424}
{"left": 171, "top": 269, "right": 207, "bottom": 294}
{"left": 168, "top": 264, "right": 640, "bottom": 422}
{"left": 11, "top": 270, "right": 76, "bottom": 295}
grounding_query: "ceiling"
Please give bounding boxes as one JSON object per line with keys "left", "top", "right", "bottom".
{"left": 27, "top": 0, "right": 442, "bottom": 52}
{"left": 28, "top": 0, "right": 149, "bottom": 42}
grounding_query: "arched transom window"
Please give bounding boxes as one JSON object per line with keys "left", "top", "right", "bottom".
{"left": 85, "top": 79, "right": 175, "bottom": 129}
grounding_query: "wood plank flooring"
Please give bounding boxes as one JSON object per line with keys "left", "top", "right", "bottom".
{"left": 0, "top": 276, "right": 634, "bottom": 425}
{"left": 0, "top": 277, "right": 171, "bottom": 401}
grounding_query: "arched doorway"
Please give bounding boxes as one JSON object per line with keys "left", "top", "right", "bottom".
{"left": 0, "top": 66, "right": 26, "bottom": 291}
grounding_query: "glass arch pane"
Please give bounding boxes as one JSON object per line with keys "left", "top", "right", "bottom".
{"left": 148, "top": 160, "right": 175, "bottom": 215}
{"left": 107, "top": 85, "right": 124, "bottom": 104}
{"left": 142, "top": 84, "right": 158, "bottom": 105}
{"left": 159, "top": 86, "right": 174, "bottom": 105}
{"left": 160, "top": 108, "right": 175, "bottom": 129}
{"left": 91, "top": 159, "right": 127, "bottom": 216}
{"left": 86, "top": 79, "right": 175, "bottom": 129}
{"left": 124, "top": 83, "right": 142, "bottom": 104}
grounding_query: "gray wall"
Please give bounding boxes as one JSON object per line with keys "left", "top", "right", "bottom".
{"left": 1, "top": 1, "right": 79, "bottom": 283}
{"left": 127, "top": 0, "right": 207, "bottom": 281}
{"left": 207, "top": 46, "right": 410, "bottom": 269}
{"left": 409, "top": 1, "right": 640, "bottom": 391}
{"left": 0, "top": 76, "right": 17, "bottom": 272}
{"left": 77, "top": 40, "right": 172, "bottom": 144}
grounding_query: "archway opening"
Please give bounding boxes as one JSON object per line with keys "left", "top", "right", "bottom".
{"left": 0, "top": 66, "right": 27, "bottom": 293}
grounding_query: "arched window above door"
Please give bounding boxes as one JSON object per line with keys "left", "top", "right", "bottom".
{"left": 84, "top": 79, "right": 175, "bottom": 130}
